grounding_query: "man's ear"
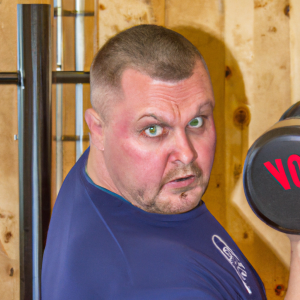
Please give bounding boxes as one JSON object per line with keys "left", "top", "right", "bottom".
{"left": 85, "top": 108, "right": 105, "bottom": 151}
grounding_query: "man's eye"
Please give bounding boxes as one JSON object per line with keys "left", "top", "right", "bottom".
{"left": 188, "top": 117, "right": 203, "bottom": 128}
{"left": 144, "top": 125, "right": 163, "bottom": 137}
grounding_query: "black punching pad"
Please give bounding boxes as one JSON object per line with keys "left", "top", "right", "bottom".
{"left": 243, "top": 102, "right": 300, "bottom": 234}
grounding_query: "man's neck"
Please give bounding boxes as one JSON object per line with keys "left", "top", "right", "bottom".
{"left": 86, "top": 144, "right": 120, "bottom": 195}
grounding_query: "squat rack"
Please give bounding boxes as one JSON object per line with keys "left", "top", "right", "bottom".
{"left": 0, "top": 4, "right": 91, "bottom": 300}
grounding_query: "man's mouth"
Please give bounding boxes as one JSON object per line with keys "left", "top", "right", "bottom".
{"left": 163, "top": 174, "right": 197, "bottom": 190}
{"left": 171, "top": 175, "right": 195, "bottom": 182}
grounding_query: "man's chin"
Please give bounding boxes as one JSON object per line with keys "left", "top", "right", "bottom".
{"left": 129, "top": 183, "right": 206, "bottom": 214}
{"left": 152, "top": 189, "right": 204, "bottom": 215}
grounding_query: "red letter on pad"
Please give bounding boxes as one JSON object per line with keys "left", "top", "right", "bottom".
{"left": 264, "top": 159, "right": 291, "bottom": 190}
{"left": 287, "top": 154, "right": 300, "bottom": 188}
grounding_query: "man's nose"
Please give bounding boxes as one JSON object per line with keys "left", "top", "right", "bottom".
{"left": 169, "top": 131, "right": 198, "bottom": 165}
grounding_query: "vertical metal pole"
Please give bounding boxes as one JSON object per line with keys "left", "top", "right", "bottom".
{"left": 18, "top": 5, "right": 52, "bottom": 300}
{"left": 17, "top": 7, "right": 26, "bottom": 298}
{"left": 55, "top": 0, "right": 63, "bottom": 193}
{"left": 75, "top": 0, "right": 85, "bottom": 160}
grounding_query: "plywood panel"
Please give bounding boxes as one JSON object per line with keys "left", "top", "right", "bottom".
{"left": 224, "top": 1, "right": 291, "bottom": 299}
{"left": 150, "top": 0, "right": 165, "bottom": 26}
{"left": 18, "top": 0, "right": 51, "bottom": 3}
{"left": 98, "top": 0, "right": 157, "bottom": 47}
{"left": 224, "top": 0, "right": 254, "bottom": 240}
{"left": 165, "top": 0, "right": 223, "bottom": 40}
{"left": 251, "top": 0, "right": 291, "bottom": 143}
{"left": 289, "top": 0, "right": 300, "bottom": 104}
{"left": 0, "top": 0, "right": 19, "bottom": 299}
{"left": 222, "top": 1, "right": 253, "bottom": 264}
{"left": 249, "top": 1, "right": 290, "bottom": 297}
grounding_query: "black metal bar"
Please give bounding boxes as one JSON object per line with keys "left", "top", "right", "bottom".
{"left": 18, "top": 4, "right": 52, "bottom": 300}
{"left": 52, "top": 71, "right": 90, "bottom": 84}
{"left": 53, "top": 134, "right": 90, "bottom": 141}
{"left": 0, "top": 71, "right": 89, "bottom": 85}
{"left": 0, "top": 72, "right": 20, "bottom": 84}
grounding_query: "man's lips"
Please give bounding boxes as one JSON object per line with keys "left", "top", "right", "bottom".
{"left": 171, "top": 175, "right": 195, "bottom": 182}
{"left": 164, "top": 175, "right": 196, "bottom": 189}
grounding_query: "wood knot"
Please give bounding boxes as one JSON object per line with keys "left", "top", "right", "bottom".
{"left": 275, "top": 284, "right": 286, "bottom": 296}
{"left": 284, "top": 5, "right": 290, "bottom": 17}
{"left": 4, "top": 231, "right": 12, "bottom": 243}
{"left": 233, "top": 106, "right": 250, "bottom": 128}
{"left": 268, "top": 26, "right": 277, "bottom": 33}
{"left": 225, "top": 66, "right": 232, "bottom": 78}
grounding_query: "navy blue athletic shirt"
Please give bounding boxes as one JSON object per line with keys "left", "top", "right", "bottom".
{"left": 42, "top": 149, "right": 266, "bottom": 299}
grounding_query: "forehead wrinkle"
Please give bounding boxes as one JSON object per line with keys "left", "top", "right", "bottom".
{"left": 144, "top": 91, "right": 184, "bottom": 125}
{"left": 147, "top": 87, "right": 212, "bottom": 114}
{"left": 171, "top": 101, "right": 181, "bottom": 122}
{"left": 147, "top": 86, "right": 202, "bottom": 107}
{"left": 150, "top": 80, "right": 200, "bottom": 98}
{"left": 151, "top": 79, "right": 180, "bottom": 86}
{"left": 148, "top": 77, "right": 212, "bottom": 106}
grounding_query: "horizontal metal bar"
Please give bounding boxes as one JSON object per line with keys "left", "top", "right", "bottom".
{"left": 0, "top": 71, "right": 89, "bottom": 85}
{"left": 54, "top": 8, "right": 94, "bottom": 17}
{"left": 52, "top": 71, "right": 90, "bottom": 84}
{"left": 0, "top": 72, "right": 20, "bottom": 84}
{"left": 53, "top": 134, "right": 89, "bottom": 141}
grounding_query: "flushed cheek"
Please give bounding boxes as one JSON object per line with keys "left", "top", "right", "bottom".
{"left": 114, "top": 139, "right": 167, "bottom": 186}
{"left": 194, "top": 141, "right": 216, "bottom": 174}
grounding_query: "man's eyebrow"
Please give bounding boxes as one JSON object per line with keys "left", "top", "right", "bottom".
{"left": 198, "top": 100, "right": 214, "bottom": 111}
{"left": 138, "top": 100, "right": 214, "bottom": 122}
{"left": 138, "top": 114, "right": 167, "bottom": 124}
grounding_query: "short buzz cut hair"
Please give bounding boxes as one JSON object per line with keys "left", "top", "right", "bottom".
{"left": 90, "top": 24, "right": 208, "bottom": 121}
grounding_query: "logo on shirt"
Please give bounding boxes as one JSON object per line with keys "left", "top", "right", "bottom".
{"left": 212, "top": 235, "right": 252, "bottom": 295}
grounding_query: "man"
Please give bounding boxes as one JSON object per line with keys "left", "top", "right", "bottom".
{"left": 42, "top": 25, "right": 300, "bottom": 299}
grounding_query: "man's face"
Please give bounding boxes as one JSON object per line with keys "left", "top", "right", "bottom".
{"left": 101, "top": 60, "right": 216, "bottom": 214}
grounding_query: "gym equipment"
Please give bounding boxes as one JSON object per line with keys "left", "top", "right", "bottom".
{"left": 243, "top": 102, "right": 300, "bottom": 234}
{"left": 0, "top": 4, "right": 92, "bottom": 299}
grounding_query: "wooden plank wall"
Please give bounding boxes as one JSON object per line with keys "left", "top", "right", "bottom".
{"left": 0, "top": 0, "right": 299, "bottom": 299}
